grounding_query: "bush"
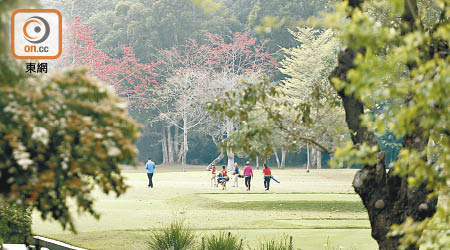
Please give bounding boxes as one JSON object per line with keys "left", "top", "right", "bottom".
{"left": 255, "top": 235, "right": 294, "bottom": 250}
{"left": 200, "top": 232, "right": 243, "bottom": 250}
{"left": 147, "top": 221, "right": 196, "bottom": 250}
{"left": 0, "top": 201, "right": 32, "bottom": 244}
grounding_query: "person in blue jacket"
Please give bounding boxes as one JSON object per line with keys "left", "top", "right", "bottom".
{"left": 145, "top": 157, "right": 156, "bottom": 188}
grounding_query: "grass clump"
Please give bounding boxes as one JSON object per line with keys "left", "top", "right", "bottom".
{"left": 200, "top": 232, "right": 244, "bottom": 250}
{"left": 147, "top": 220, "right": 196, "bottom": 250}
{"left": 254, "top": 235, "right": 296, "bottom": 250}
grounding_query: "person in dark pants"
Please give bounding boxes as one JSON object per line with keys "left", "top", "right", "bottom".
{"left": 262, "top": 163, "right": 271, "bottom": 191}
{"left": 145, "top": 157, "right": 156, "bottom": 188}
{"left": 243, "top": 161, "right": 253, "bottom": 191}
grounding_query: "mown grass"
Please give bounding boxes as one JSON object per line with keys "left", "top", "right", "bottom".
{"left": 169, "top": 192, "right": 365, "bottom": 212}
{"left": 32, "top": 168, "right": 377, "bottom": 250}
{"left": 210, "top": 200, "right": 364, "bottom": 213}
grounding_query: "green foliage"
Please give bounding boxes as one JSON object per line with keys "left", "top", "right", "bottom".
{"left": 253, "top": 235, "right": 294, "bottom": 250}
{"left": 0, "top": 67, "right": 140, "bottom": 232}
{"left": 390, "top": 203, "right": 450, "bottom": 250}
{"left": 248, "top": 0, "right": 330, "bottom": 51}
{"left": 279, "top": 26, "right": 348, "bottom": 152}
{"left": 0, "top": 201, "right": 32, "bottom": 244}
{"left": 207, "top": 26, "right": 347, "bottom": 160}
{"left": 147, "top": 221, "right": 197, "bottom": 250}
{"left": 201, "top": 232, "right": 244, "bottom": 250}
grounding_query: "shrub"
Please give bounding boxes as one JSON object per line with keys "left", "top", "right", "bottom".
{"left": 0, "top": 201, "right": 32, "bottom": 244}
{"left": 201, "top": 232, "right": 243, "bottom": 250}
{"left": 147, "top": 221, "right": 196, "bottom": 250}
{"left": 255, "top": 235, "right": 294, "bottom": 250}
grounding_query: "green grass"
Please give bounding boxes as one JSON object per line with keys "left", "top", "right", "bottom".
{"left": 32, "top": 167, "right": 377, "bottom": 250}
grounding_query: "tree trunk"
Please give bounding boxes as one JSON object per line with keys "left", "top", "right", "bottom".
{"left": 281, "top": 148, "right": 286, "bottom": 169}
{"left": 317, "top": 149, "right": 322, "bottom": 169}
{"left": 311, "top": 147, "right": 317, "bottom": 169}
{"left": 330, "top": 2, "right": 437, "bottom": 249}
{"left": 226, "top": 118, "right": 234, "bottom": 171}
{"left": 182, "top": 116, "right": 188, "bottom": 172}
{"left": 226, "top": 150, "right": 234, "bottom": 172}
{"left": 306, "top": 145, "right": 310, "bottom": 173}
{"left": 161, "top": 126, "right": 168, "bottom": 164}
{"left": 174, "top": 125, "right": 180, "bottom": 162}
{"left": 167, "top": 125, "right": 174, "bottom": 163}
{"left": 273, "top": 148, "right": 281, "bottom": 168}
{"left": 207, "top": 151, "right": 224, "bottom": 170}
{"left": 256, "top": 156, "right": 259, "bottom": 169}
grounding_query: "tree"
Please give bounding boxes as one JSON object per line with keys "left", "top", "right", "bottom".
{"left": 60, "top": 17, "right": 160, "bottom": 112}
{"left": 160, "top": 67, "right": 214, "bottom": 171}
{"left": 323, "top": 0, "right": 447, "bottom": 248}
{"left": 207, "top": 0, "right": 449, "bottom": 249}
{"left": 0, "top": 0, "right": 140, "bottom": 236}
{"left": 205, "top": 32, "right": 277, "bottom": 170}
{"left": 278, "top": 26, "right": 348, "bottom": 170}
{"left": 154, "top": 32, "right": 276, "bottom": 169}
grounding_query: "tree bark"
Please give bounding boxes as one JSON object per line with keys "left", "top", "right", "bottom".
{"left": 174, "top": 125, "right": 180, "bottom": 162}
{"left": 161, "top": 126, "right": 168, "bottom": 164}
{"left": 281, "top": 148, "right": 286, "bottom": 169}
{"left": 167, "top": 125, "right": 174, "bottom": 163}
{"left": 273, "top": 148, "right": 281, "bottom": 168}
{"left": 255, "top": 156, "right": 259, "bottom": 169}
{"left": 329, "top": 1, "right": 437, "bottom": 249}
{"left": 317, "top": 149, "right": 322, "bottom": 169}
{"left": 311, "top": 147, "right": 317, "bottom": 169}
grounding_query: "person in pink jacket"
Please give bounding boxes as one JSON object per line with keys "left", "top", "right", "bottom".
{"left": 243, "top": 161, "right": 253, "bottom": 191}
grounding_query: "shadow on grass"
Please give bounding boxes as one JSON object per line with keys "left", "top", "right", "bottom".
{"left": 212, "top": 200, "right": 365, "bottom": 213}
{"left": 169, "top": 194, "right": 365, "bottom": 213}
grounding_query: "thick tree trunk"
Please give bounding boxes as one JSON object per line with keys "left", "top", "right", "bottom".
{"left": 167, "top": 125, "right": 174, "bottom": 163}
{"left": 328, "top": 2, "right": 438, "bottom": 249}
{"left": 330, "top": 2, "right": 437, "bottom": 249}
{"left": 161, "top": 127, "right": 168, "bottom": 164}
{"left": 273, "top": 148, "right": 281, "bottom": 168}
{"left": 281, "top": 148, "right": 286, "bottom": 168}
{"left": 335, "top": 51, "right": 437, "bottom": 250}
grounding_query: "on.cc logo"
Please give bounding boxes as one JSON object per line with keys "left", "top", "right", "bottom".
{"left": 11, "top": 9, "right": 62, "bottom": 59}
{"left": 23, "top": 16, "right": 50, "bottom": 44}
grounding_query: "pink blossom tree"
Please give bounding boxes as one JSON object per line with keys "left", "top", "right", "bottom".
{"left": 59, "top": 17, "right": 160, "bottom": 112}
{"left": 156, "top": 32, "right": 277, "bottom": 170}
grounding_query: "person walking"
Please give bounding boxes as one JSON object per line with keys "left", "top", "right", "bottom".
{"left": 243, "top": 161, "right": 253, "bottom": 191}
{"left": 262, "top": 163, "right": 271, "bottom": 191}
{"left": 211, "top": 164, "right": 217, "bottom": 187}
{"left": 232, "top": 162, "right": 239, "bottom": 187}
{"left": 145, "top": 157, "right": 156, "bottom": 188}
